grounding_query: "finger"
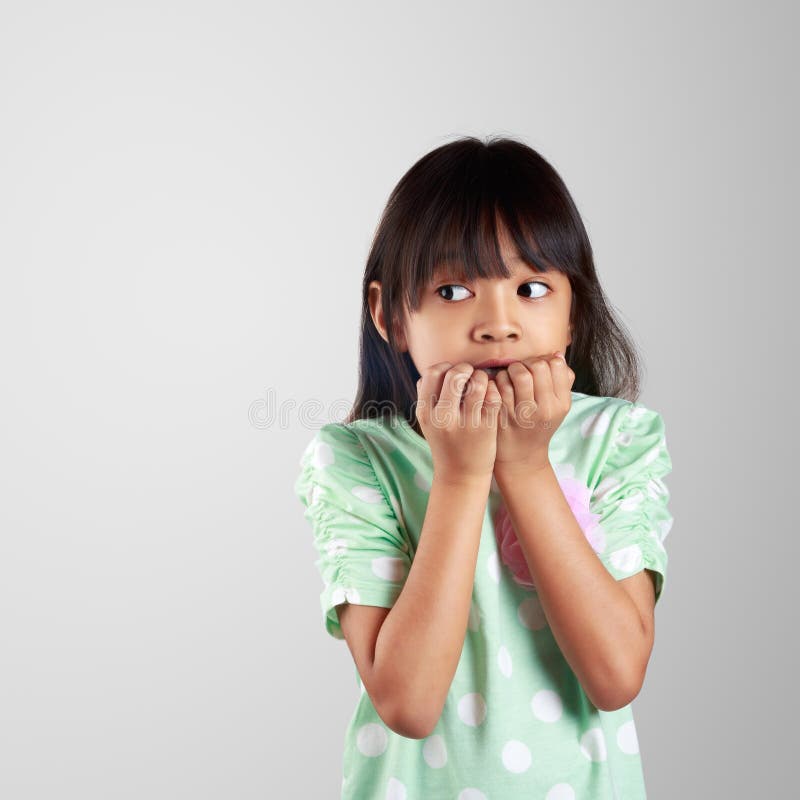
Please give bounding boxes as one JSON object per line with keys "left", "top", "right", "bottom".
{"left": 462, "top": 367, "right": 489, "bottom": 427}
{"left": 483, "top": 376, "right": 502, "bottom": 405}
{"left": 506, "top": 361, "right": 537, "bottom": 426}
{"left": 493, "top": 368, "right": 515, "bottom": 425}
{"left": 439, "top": 362, "right": 475, "bottom": 418}
{"left": 527, "top": 359, "right": 555, "bottom": 403}
{"left": 416, "top": 362, "right": 453, "bottom": 412}
{"left": 549, "top": 353, "right": 574, "bottom": 404}
{"left": 507, "top": 361, "right": 534, "bottom": 400}
{"left": 482, "top": 377, "right": 502, "bottom": 418}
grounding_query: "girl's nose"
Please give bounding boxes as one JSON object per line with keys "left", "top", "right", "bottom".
{"left": 472, "top": 302, "right": 521, "bottom": 341}
{"left": 474, "top": 323, "right": 521, "bottom": 341}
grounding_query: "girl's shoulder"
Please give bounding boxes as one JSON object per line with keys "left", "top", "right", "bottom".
{"left": 294, "top": 421, "right": 388, "bottom": 512}
{"left": 567, "top": 390, "right": 667, "bottom": 432}
{"left": 295, "top": 416, "right": 415, "bottom": 485}
{"left": 558, "top": 391, "right": 671, "bottom": 477}
{"left": 299, "top": 416, "right": 415, "bottom": 455}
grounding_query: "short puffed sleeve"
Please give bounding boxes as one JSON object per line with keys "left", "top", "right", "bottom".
{"left": 293, "top": 423, "right": 412, "bottom": 640}
{"left": 589, "top": 403, "right": 674, "bottom": 605}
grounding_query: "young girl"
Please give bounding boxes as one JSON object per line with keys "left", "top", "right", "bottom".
{"left": 294, "top": 136, "right": 673, "bottom": 799}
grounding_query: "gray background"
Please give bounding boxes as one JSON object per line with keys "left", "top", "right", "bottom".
{"left": 1, "top": 1, "right": 795, "bottom": 797}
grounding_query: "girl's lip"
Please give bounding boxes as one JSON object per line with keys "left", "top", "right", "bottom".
{"left": 474, "top": 358, "right": 518, "bottom": 369}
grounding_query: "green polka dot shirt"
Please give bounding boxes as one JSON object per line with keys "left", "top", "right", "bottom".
{"left": 294, "top": 391, "right": 673, "bottom": 799}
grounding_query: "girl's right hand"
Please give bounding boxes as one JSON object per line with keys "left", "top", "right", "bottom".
{"left": 415, "top": 362, "right": 502, "bottom": 484}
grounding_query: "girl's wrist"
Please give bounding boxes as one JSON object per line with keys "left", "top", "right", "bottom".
{"left": 432, "top": 469, "right": 493, "bottom": 490}
{"left": 493, "top": 458, "right": 553, "bottom": 486}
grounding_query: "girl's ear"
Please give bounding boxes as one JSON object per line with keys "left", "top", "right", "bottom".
{"left": 368, "top": 281, "right": 408, "bottom": 351}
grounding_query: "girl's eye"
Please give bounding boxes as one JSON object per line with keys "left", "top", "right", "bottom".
{"left": 519, "top": 280, "right": 551, "bottom": 299}
{"left": 436, "top": 284, "right": 471, "bottom": 301}
{"left": 436, "top": 281, "right": 551, "bottom": 302}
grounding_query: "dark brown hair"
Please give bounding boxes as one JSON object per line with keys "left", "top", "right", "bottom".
{"left": 344, "top": 135, "right": 644, "bottom": 427}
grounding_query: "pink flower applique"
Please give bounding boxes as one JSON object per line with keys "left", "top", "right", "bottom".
{"left": 493, "top": 475, "right": 604, "bottom": 589}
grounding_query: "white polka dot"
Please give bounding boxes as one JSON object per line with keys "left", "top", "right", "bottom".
{"left": 609, "top": 544, "right": 643, "bottom": 573}
{"left": 629, "top": 405, "right": 649, "bottom": 421}
{"left": 351, "top": 485, "right": 384, "bottom": 504}
{"left": 325, "top": 538, "right": 348, "bottom": 557}
{"left": 313, "top": 440, "right": 335, "bottom": 468}
{"left": 331, "top": 586, "right": 361, "bottom": 606}
{"left": 414, "top": 471, "right": 431, "bottom": 491}
{"left": 586, "top": 523, "right": 606, "bottom": 554}
{"left": 388, "top": 494, "right": 408, "bottom": 538}
{"left": 545, "top": 784, "right": 576, "bottom": 800}
{"left": 659, "top": 518, "right": 673, "bottom": 541}
{"left": 619, "top": 490, "right": 644, "bottom": 512}
{"left": 457, "top": 789, "right": 488, "bottom": 800}
{"left": 593, "top": 476, "right": 620, "bottom": 501}
{"left": 371, "top": 556, "right": 408, "bottom": 582}
{"left": 457, "top": 693, "right": 487, "bottom": 727}
{"left": 553, "top": 461, "right": 576, "bottom": 480}
{"left": 615, "top": 430, "right": 634, "bottom": 447}
{"left": 501, "top": 740, "right": 532, "bottom": 773}
{"left": 579, "top": 727, "right": 607, "bottom": 761}
{"left": 486, "top": 551, "right": 501, "bottom": 584}
{"left": 644, "top": 444, "right": 661, "bottom": 466}
{"left": 422, "top": 734, "right": 448, "bottom": 768}
{"left": 580, "top": 411, "right": 611, "bottom": 438}
{"left": 497, "top": 645, "right": 513, "bottom": 678}
{"left": 356, "top": 722, "right": 388, "bottom": 756}
{"left": 385, "top": 776, "right": 407, "bottom": 799}
{"left": 531, "top": 689, "right": 563, "bottom": 722}
{"left": 646, "top": 478, "right": 668, "bottom": 500}
{"left": 309, "top": 483, "right": 324, "bottom": 506}
{"left": 467, "top": 600, "right": 481, "bottom": 631}
{"left": 617, "top": 720, "right": 639, "bottom": 754}
{"left": 517, "top": 596, "right": 548, "bottom": 630}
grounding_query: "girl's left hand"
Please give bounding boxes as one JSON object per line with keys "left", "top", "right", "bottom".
{"left": 493, "top": 351, "right": 576, "bottom": 475}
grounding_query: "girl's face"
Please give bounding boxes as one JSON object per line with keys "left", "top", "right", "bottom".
{"left": 369, "top": 230, "right": 573, "bottom": 381}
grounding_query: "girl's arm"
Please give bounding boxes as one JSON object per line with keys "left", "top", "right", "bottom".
{"left": 371, "top": 470, "right": 492, "bottom": 739}
{"left": 494, "top": 463, "right": 652, "bottom": 711}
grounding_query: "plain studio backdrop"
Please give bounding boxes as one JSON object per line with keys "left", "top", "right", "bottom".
{"left": 0, "top": 1, "right": 796, "bottom": 797}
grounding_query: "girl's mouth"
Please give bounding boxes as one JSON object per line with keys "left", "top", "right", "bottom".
{"left": 478, "top": 366, "right": 508, "bottom": 378}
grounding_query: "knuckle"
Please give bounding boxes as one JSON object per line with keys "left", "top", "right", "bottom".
{"left": 430, "top": 362, "right": 452, "bottom": 375}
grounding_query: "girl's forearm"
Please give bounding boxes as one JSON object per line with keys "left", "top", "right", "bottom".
{"left": 374, "top": 470, "right": 492, "bottom": 739}
{"left": 494, "top": 463, "right": 649, "bottom": 711}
